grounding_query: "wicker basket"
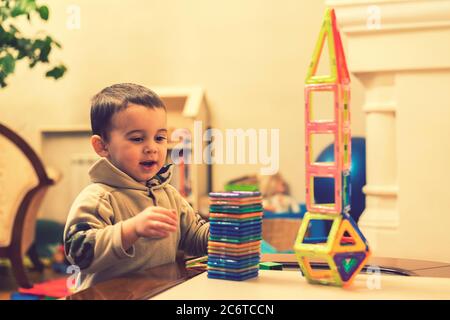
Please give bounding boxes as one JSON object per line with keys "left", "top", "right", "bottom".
{"left": 262, "top": 218, "right": 302, "bottom": 252}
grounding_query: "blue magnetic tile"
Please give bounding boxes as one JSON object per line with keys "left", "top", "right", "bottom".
{"left": 207, "top": 269, "right": 259, "bottom": 281}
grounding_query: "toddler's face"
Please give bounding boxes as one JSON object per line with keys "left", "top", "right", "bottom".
{"left": 105, "top": 104, "right": 168, "bottom": 184}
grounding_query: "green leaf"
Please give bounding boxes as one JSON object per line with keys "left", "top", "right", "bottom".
{"left": 21, "top": 0, "right": 37, "bottom": 11}
{"left": 53, "top": 40, "right": 62, "bottom": 49}
{"left": 29, "top": 59, "right": 38, "bottom": 68}
{"left": 16, "top": 38, "right": 33, "bottom": 59}
{"left": 9, "top": 24, "right": 20, "bottom": 35}
{"left": 32, "top": 38, "right": 45, "bottom": 50}
{"left": 46, "top": 65, "right": 66, "bottom": 79}
{"left": 0, "top": 69, "right": 7, "bottom": 87}
{"left": 0, "top": 7, "right": 9, "bottom": 22}
{"left": 11, "top": 0, "right": 37, "bottom": 17}
{"left": 38, "top": 36, "right": 52, "bottom": 62}
{"left": 10, "top": 6, "right": 24, "bottom": 17}
{"left": 38, "top": 5, "right": 49, "bottom": 20}
{"left": 0, "top": 53, "right": 16, "bottom": 74}
{"left": 0, "top": 73, "right": 7, "bottom": 88}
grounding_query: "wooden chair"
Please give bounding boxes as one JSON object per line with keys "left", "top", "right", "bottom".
{"left": 0, "top": 122, "right": 60, "bottom": 288}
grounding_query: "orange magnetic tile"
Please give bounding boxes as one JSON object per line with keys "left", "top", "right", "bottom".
{"left": 208, "top": 240, "right": 261, "bottom": 249}
{"left": 208, "top": 249, "right": 260, "bottom": 257}
{"left": 209, "top": 197, "right": 262, "bottom": 203}
{"left": 209, "top": 212, "right": 263, "bottom": 219}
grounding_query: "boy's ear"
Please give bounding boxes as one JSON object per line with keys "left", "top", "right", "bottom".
{"left": 91, "top": 135, "right": 109, "bottom": 157}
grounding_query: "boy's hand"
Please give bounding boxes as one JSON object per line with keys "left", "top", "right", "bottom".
{"left": 133, "top": 207, "right": 178, "bottom": 238}
{"left": 121, "top": 207, "right": 178, "bottom": 250}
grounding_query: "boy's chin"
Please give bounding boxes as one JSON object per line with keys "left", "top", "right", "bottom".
{"left": 136, "top": 167, "right": 161, "bottom": 182}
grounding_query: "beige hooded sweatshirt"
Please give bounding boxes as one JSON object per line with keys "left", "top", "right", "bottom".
{"left": 64, "top": 158, "right": 209, "bottom": 291}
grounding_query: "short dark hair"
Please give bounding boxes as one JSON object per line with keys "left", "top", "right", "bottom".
{"left": 90, "top": 83, "right": 166, "bottom": 140}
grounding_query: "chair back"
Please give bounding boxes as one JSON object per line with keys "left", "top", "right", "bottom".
{"left": 0, "top": 123, "right": 54, "bottom": 254}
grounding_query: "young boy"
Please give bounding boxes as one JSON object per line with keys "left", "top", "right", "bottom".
{"left": 64, "top": 83, "right": 209, "bottom": 291}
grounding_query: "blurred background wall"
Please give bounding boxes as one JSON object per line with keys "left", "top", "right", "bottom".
{"left": 0, "top": 0, "right": 366, "bottom": 216}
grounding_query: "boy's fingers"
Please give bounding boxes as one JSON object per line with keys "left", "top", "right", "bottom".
{"left": 151, "top": 207, "right": 178, "bottom": 219}
{"left": 150, "top": 211, "right": 176, "bottom": 220}
{"left": 145, "top": 222, "right": 176, "bottom": 235}
{"left": 149, "top": 213, "right": 178, "bottom": 226}
{"left": 155, "top": 209, "right": 177, "bottom": 221}
{"left": 154, "top": 220, "right": 177, "bottom": 232}
{"left": 145, "top": 216, "right": 177, "bottom": 231}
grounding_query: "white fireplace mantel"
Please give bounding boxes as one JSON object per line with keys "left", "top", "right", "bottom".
{"left": 328, "top": 0, "right": 450, "bottom": 33}
{"left": 327, "top": 0, "right": 450, "bottom": 262}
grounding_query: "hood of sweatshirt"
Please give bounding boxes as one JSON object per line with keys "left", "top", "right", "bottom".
{"left": 88, "top": 158, "right": 173, "bottom": 191}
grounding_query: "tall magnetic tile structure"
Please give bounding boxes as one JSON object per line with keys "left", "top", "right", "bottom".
{"left": 294, "top": 8, "right": 371, "bottom": 287}
{"left": 207, "top": 191, "right": 263, "bottom": 281}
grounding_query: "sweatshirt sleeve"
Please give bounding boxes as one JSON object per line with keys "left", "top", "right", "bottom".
{"left": 63, "top": 189, "right": 135, "bottom": 274}
{"left": 178, "top": 197, "right": 210, "bottom": 256}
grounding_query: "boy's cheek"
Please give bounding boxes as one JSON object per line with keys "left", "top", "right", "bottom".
{"left": 160, "top": 148, "right": 168, "bottom": 160}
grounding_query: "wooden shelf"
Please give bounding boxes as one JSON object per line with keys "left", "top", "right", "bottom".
{"left": 156, "top": 87, "right": 210, "bottom": 215}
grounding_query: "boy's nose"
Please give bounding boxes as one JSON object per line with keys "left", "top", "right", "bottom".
{"left": 143, "top": 144, "right": 157, "bottom": 154}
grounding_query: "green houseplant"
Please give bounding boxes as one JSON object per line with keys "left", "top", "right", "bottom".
{"left": 0, "top": 0, "right": 66, "bottom": 87}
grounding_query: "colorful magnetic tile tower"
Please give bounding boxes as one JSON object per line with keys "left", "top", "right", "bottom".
{"left": 294, "top": 8, "right": 371, "bottom": 288}
{"left": 207, "top": 191, "right": 263, "bottom": 281}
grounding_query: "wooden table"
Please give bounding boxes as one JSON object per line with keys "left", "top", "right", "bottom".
{"left": 66, "top": 254, "right": 450, "bottom": 300}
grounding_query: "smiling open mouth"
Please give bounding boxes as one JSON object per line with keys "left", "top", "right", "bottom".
{"left": 140, "top": 160, "right": 157, "bottom": 168}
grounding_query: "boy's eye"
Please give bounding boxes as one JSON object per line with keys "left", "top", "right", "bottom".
{"left": 130, "top": 137, "right": 144, "bottom": 142}
{"left": 156, "top": 136, "right": 167, "bottom": 142}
